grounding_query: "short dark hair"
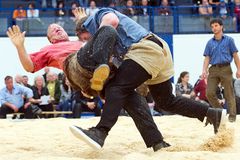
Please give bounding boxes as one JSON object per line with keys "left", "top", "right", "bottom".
{"left": 210, "top": 18, "right": 223, "bottom": 26}
{"left": 75, "top": 16, "right": 89, "bottom": 37}
{"left": 4, "top": 76, "right": 13, "bottom": 81}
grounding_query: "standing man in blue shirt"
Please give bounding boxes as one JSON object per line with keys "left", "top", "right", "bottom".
{"left": 202, "top": 18, "right": 240, "bottom": 122}
{"left": 0, "top": 76, "right": 34, "bottom": 118}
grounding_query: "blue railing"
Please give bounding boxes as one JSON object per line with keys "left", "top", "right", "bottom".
{"left": 0, "top": 5, "right": 238, "bottom": 37}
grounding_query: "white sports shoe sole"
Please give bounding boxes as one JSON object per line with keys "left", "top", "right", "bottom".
{"left": 69, "top": 126, "right": 102, "bottom": 150}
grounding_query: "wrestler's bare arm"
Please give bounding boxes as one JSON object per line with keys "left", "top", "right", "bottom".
{"left": 100, "top": 13, "right": 119, "bottom": 29}
{"left": 6, "top": 25, "right": 34, "bottom": 72}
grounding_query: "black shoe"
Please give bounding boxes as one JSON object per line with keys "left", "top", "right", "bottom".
{"left": 206, "top": 108, "right": 226, "bottom": 134}
{"left": 228, "top": 115, "right": 236, "bottom": 122}
{"left": 152, "top": 140, "right": 171, "bottom": 152}
{"left": 69, "top": 126, "right": 107, "bottom": 149}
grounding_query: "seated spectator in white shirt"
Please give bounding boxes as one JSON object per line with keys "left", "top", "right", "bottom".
{"left": 86, "top": 0, "right": 99, "bottom": 16}
{"left": 27, "top": 3, "right": 39, "bottom": 18}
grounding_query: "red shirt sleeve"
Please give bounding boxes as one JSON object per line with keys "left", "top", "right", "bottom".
{"left": 29, "top": 46, "right": 51, "bottom": 73}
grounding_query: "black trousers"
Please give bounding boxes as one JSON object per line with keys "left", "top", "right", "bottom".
{"left": 77, "top": 25, "right": 120, "bottom": 72}
{"left": 96, "top": 59, "right": 209, "bottom": 147}
{"left": 0, "top": 104, "right": 33, "bottom": 119}
{"left": 96, "top": 60, "right": 164, "bottom": 147}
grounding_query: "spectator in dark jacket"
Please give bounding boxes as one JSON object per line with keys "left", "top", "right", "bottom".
{"left": 31, "top": 75, "right": 54, "bottom": 118}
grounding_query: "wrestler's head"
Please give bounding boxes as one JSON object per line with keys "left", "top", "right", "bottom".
{"left": 47, "top": 23, "right": 69, "bottom": 44}
{"left": 75, "top": 17, "right": 91, "bottom": 42}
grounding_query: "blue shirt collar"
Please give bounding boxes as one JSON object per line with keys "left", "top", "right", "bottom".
{"left": 213, "top": 34, "right": 225, "bottom": 41}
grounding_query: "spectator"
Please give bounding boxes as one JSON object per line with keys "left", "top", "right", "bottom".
{"left": 138, "top": 0, "right": 150, "bottom": 16}
{"left": 55, "top": 1, "right": 66, "bottom": 17}
{"left": 0, "top": 76, "right": 34, "bottom": 119}
{"left": 15, "top": 74, "right": 23, "bottom": 85}
{"left": 234, "top": 0, "right": 240, "bottom": 32}
{"left": 58, "top": 72, "right": 64, "bottom": 84}
{"left": 86, "top": 1, "right": 99, "bottom": 16}
{"left": 234, "top": 78, "right": 240, "bottom": 114}
{"left": 122, "top": 0, "right": 138, "bottom": 16}
{"left": 22, "top": 75, "right": 32, "bottom": 89}
{"left": 27, "top": 3, "right": 39, "bottom": 18}
{"left": 234, "top": 79, "right": 240, "bottom": 98}
{"left": 59, "top": 75, "right": 71, "bottom": 103}
{"left": 217, "top": 0, "right": 228, "bottom": 19}
{"left": 159, "top": 0, "right": 171, "bottom": 15}
{"left": 194, "top": 75, "right": 209, "bottom": 104}
{"left": 72, "top": 90, "right": 102, "bottom": 118}
{"left": 46, "top": 72, "right": 61, "bottom": 105}
{"left": 57, "top": 74, "right": 73, "bottom": 117}
{"left": 199, "top": 0, "right": 213, "bottom": 15}
{"left": 216, "top": 83, "right": 226, "bottom": 107}
{"left": 43, "top": 67, "right": 50, "bottom": 83}
{"left": 69, "top": 1, "right": 79, "bottom": 21}
{"left": 175, "top": 71, "right": 195, "bottom": 99}
{"left": 13, "top": 5, "right": 27, "bottom": 19}
{"left": 12, "top": 5, "right": 27, "bottom": 25}
{"left": 31, "top": 75, "right": 54, "bottom": 118}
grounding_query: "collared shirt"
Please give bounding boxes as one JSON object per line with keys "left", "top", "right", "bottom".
{"left": 29, "top": 41, "right": 84, "bottom": 72}
{"left": 203, "top": 35, "right": 238, "bottom": 65}
{"left": 0, "top": 84, "right": 33, "bottom": 108}
{"left": 83, "top": 8, "right": 150, "bottom": 56}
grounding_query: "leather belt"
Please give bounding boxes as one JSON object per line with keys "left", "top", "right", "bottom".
{"left": 211, "top": 63, "right": 230, "bottom": 67}
{"left": 145, "top": 35, "right": 163, "bottom": 48}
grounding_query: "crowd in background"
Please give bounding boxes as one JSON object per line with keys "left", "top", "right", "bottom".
{"left": 3, "top": 67, "right": 239, "bottom": 119}
{"left": 8, "top": 0, "right": 240, "bottom": 26}
{"left": 174, "top": 71, "right": 240, "bottom": 115}
{"left": 0, "top": 67, "right": 103, "bottom": 119}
